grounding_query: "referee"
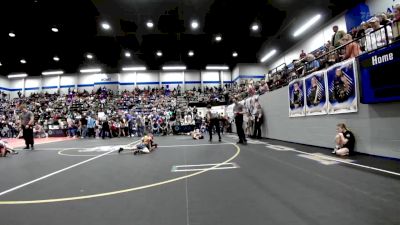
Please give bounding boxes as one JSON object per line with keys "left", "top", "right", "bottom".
{"left": 233, "top": 98, "right": 247, "bottom": 145}
{"left": 206, "top": 105, "right": 221, "bottom": 142}
{"left": 20, "top": 104, "right": 35, "bottom": 150}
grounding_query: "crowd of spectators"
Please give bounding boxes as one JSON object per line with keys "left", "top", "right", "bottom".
{"left": 0, "top": 85, "right": 240, "bottom": 139}
{"left": 267, "top": 4, "right": 400, "bottom": 91}
{"left": 227, "top": 79, "right": 270, "bottom": 103}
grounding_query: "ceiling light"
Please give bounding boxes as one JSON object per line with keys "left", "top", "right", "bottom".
{"left": 215, "top": 35, "right": 222, "bottom": 42}
{"left": 53, "top": 56, "right": 60, "bottom": 61}
{"left": 20, "top": 59, "right": 26, "bottom": 64}
{"left": 260, "top": 49, "right": 277, "bottom": 62}
{"left": 51, "top": 27, "right": 59, "bottom": 32}
{"left": 122, "top": 66, "right": 147, "bottom": 71}
{"left": 206, "top": 65, "right": 229, "bottom": 70}
{"left": 156, "top": 51, "right": 162, "bottom": 57}
{"left": 188, "top": 51, "right": 194, "bottom": 57}
{"left": 125, "top": 52, "right": 131, "bottom": 58}
{"left": 9, "top": 32, "right": 15, "bottom": 37}
{"left": 232, "top": 52, "right": 238, "bottom": 57}
{"left": 191, "top": 20, "right": 199, "bottom": 30}
{"left": 293, "top": 14, "right": 321, "bottom": 37}
{"left": 42, "top": 70, "right": 64, "bottom": 76}
{"left": 86, "top": 54, "right": 93, "bottom": 59}
{"left": 146, "top": 21, "right": 154, "bottom": 28}
{"left": 251, "top": 24, "right": 259, "bottom": 31}
{"left": 0, "top": 62, "right": 2, "bottom": 66}
{"left": 8, "top": 73, "right": 28, "bottom": 78}
{"left": 101, "top": 22, "right": 111, "bottom": 30}
{"left": 162, "top": 66, "right": 186, "bottom": 71}
{"left": 80, "top": 68, "right": 102, "bottom": 73}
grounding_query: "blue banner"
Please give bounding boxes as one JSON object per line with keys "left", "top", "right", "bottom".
{"left": 326, "top": 59, "right": 358, "bottom": 114}
{"left": 345, "top": 3, "right": 371, "bottom": 30}
{"left": 305, "top": 71, "right": 328, "bottom": 116}
{"left": 288, "top": 79, "right": 305, "bottom": 117}
{"left": 359, "top": 41, "right": 400, "bottom": 104}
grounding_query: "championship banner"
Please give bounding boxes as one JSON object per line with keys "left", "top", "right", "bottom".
{"left": 326, "top": 58, "right": 358, "bottom": 114}
{"left": 305, "top": 71, "right": 328, "bottom": 116}
{"left": 288, "top": 79, "right": 305, "bottom": 117}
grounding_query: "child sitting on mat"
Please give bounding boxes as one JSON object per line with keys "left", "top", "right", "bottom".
{"left": 191, "top": 129, "right": 204, "bottom": 140}
{"left": 0, "top": 140, "right": 18, "bottom": 157}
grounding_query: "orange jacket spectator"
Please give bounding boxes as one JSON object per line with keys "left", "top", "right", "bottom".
{"left": 341, "top": 34, "right": 362, "bottom": 60}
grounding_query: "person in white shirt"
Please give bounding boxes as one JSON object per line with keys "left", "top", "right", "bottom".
{"left": 365, "top": 17, "right": 393, "bottom": 51}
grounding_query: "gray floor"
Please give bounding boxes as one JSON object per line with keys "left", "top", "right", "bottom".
{"left": 0, "top": 135, "right": 399, "bottom": 225}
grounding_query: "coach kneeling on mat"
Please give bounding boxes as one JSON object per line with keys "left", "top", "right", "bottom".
{"left": 332, "top": 123, "right": 355, "bottom": 156}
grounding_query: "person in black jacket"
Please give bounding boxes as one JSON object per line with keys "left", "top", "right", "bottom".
{"left": 101, "top": 119, "right": 112, "bottom": 139}
{"left": 206, "top": 105, "right": 221, "bottom": 142}
{"left": 332, "top": 123, "right": 355, "bottom": 156}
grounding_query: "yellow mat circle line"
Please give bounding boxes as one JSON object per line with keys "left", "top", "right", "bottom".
{"left": 0, "top": 143, "right": 240, "bottom": 205}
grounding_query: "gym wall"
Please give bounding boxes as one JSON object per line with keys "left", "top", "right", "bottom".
{"left": 257, "top": 86, "right": 400, "bottom": 159}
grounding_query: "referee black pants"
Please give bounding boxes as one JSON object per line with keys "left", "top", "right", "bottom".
{"left": 235, "top": 115, "right": 247, "bottom": 143}
{"left": 22, "top": 126, "right": 34, "bottom": 147}
{"left": 208, "top": 119, "right": 221, "bottom": 141}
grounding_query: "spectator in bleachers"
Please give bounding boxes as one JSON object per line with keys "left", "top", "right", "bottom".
{"left": 33, "top": 123, "right": 47, "bottom": 138}
{"left": 300, "top": 50, "right": 306, "bottom": 59}
{"left": 160, "top": 122, "right": 167, "bottom": 136}
{"left": 259, "top": 80, "right": 269, "bottom": 94}
{"left": 87, "top": 115, "right": 96, "bottom": 138}
{"left": 394, "top": 4, "right": 400, "bottom": 22}
{"left": 247, "top": 82, "right": 256, "bottom": 96}
{"left": 340, "top": 34, "right": 362, "bottom": 60}
{"left": 79, "top": 115, "right": 88, "bottom": 139}
{"left": 302, "top": 54, "right": 320, "bottom": 75}
{"left": 1, "top": 122, "right": 11, "bottom": 138}
{"left": 325, "top": 46, "right": 339, "bottom": 67}
{"left": 355, "top": 22, "right": 368, "bottom": 51}
{"left": 393, "top": 4, "right": 400, "bottom": 40}
{"left": 67, "top": 117, "right": 76, "bottom": 138}
{"left": 365, "top": 17, "right": 393, "bottom": 51}
{"left": 350, "top": 27, "right": 358, "bottom": 39}
{"left": 378, "top": 13, "right": 392, "bottom": 26}
{"left": 136, "top": 115, "right": 144, "bottom": 137}
{"left": 332, "top": 25, "right": 346, "bottom": 48}
{"left": 152, "top": 121, "right": 160, "bottom": 135}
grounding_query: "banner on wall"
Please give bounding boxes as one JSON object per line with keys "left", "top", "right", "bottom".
{"left": 95, "top": 73, "right": 119, "bottom": 83}
{"left": 288, "top": 79, "right": 305, "bottom": 117}
{"left": 305, "top": 71, "right": 328, "bottom": 116}
{"left": 326, "top": 59, "right": 358, "bottom": 114}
